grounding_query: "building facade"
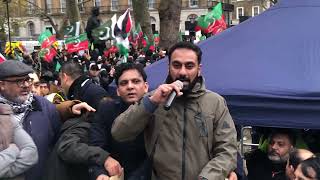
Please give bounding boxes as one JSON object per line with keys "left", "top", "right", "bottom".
{"left": 8, "top": 0, "right": 270, "bottom": 41}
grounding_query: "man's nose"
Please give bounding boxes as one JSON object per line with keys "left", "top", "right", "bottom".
{"left": 127, "top": 81, "right": 134, "bottom": 89}
{"left": 179, "top": 66, "right": 187, "bottom": 76}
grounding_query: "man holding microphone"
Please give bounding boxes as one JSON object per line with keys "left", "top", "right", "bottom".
{"left": 112, "top": 42, "right": 237, "bottom": 180}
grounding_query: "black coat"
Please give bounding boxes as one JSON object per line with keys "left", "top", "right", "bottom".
{"left": 246, "top": 149, "right": 287, "bottom": 180}
{"left": 67, "top": 75, "right": 109, "bottom": 109}
{"left": 44, "top": 116, "right": 109, "bottom": 180}
{"left": 89, "top": 98, "right": 149, "bottom": 180}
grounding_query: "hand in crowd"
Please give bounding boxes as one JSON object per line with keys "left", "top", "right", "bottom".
{"left": 71, "top": 102, "right": 96, "bottom": 115}
{"left": 104, "top": 156, "right": 123, "bottom": 177}
{"left": 149, "top": 82, "right": 183, "bottom": 105}
{"left": 228, "top": 171, "right": 238, "bottom": 180}
{"left": 96, "top": 174, "right": 109, "bottom": 180}
{"left": 109, "top": 67, "right": 115, "bottom": 77}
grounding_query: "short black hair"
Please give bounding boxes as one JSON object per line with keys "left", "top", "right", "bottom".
{"left": 168, "top": 41, "right": 202, "bottom": 64}
{"left": 269, "top": 128, "right": 296, "bottom": 146}
{"left": 114, "top": 63, "right": 147, "bottom": 86}
{"left": 300, "top": 157, "right": 320, "bottom": 179}
{"left": 61, "top": 61, "right": 84, "bottom": 80}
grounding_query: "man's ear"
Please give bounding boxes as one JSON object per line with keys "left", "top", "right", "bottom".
{"left": 198, "top": 63, "right": 202, "bottom": 76}
{"left": 144, "top": 82, "right": 149, "bottom": 93}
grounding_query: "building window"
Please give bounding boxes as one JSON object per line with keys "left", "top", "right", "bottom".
{"left": 60, "top": 0, "right": 66, "bottom": 13}
{"left": 12, "top": 22, "right": 19, "bottom": 36}
{"left": 46, "top": 0, "right": 52, "bottom": 14}
{"left": 27, "top": 22, "right": 35, "bottom": 37}
{"left": 27, "top": 0, "right": 35, "bottom": 14}
{"left": 148, "top": 0, "right": 155, "bottom": 9}
{"left": 187, "top": 14, "right": 198, "bottom": 23}
{"left": 128, "top": 0, "right": 132, "bottom": 8}
{"left": 252, "top": 6, "right": 259, "bottom": 16}
{"left": 78, "top": 0, "right": 84, "bottom": 12}
{"left": 94, "top": 0, "right": 101, "bottom": 7}
{"left": 236, "top": 7, "right": 244, "bottom": 19}
{"left": 111, "top": 0, "right": 118, "bottom": 11}
{"left": 189, "top": 0, "right": 198, "bottom": 7}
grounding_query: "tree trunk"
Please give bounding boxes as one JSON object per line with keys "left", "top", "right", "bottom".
{"left": 66, "top": 0, "right": 81, "bottom": 24}
{"left": 132, "top": 0, "right": 153, "bottom": 43}
{"left": 158, "top": 0, "right": 182, "bottom": 50}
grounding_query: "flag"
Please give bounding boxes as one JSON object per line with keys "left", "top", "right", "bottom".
{"left": 196, "top": 2, "right": 227, "bottom": 35}
{"left": 0, "top": 52, "right": 6, "bottom": 63}
{"left": 38, "top": 30, "right": 57, "bottom": 62}
{"left": 38, "top": 30, "right": 56, "bottom": 48}
{"left": 92, "top": 14, "right": 117, "bottom": 41}
{"left": 65, "top": 33, "right": 89, "bottom": 53}
{"left": 55, "top": 61, "right": 61, "bottom": 72}
{"left": 64, "top": 21, "right": 80, "bottom": 38}
{"left": 38, "top": 48, "right": 57, "bottom": 62}
{"left": 115, "top": 37, "right": 130, "bottom": 62}
{"left": 153, "top": 33, "right": 160, "bottom": 46}
{"left": 129, "top": 23, "right": 144, "bottom": 47}
{"left": 115, "top": 9, "right": 132, "bottom": 38}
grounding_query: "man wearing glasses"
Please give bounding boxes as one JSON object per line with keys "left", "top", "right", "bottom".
{"left": 0, "top": 60, "right": 61, "bottom": 180}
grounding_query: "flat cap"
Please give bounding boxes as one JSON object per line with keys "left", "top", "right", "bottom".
{"left": 0, "top": 60, "right": 34, "bottom": 79}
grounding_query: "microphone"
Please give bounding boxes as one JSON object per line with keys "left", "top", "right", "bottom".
{"left": 164, "top": 80, "right": 183, "bottom": 111}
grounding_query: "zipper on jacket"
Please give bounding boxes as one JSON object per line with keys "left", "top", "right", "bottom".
{"left": 182, "top": 104, "right": 187, "bottom": 180}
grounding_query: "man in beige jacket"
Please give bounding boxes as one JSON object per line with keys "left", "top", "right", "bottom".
{"left": 112, "top": 42, "right": 237, "bottom": 180}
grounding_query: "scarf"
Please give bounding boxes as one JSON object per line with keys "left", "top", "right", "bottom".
{"left": 0, "top": 93, "right": 34, "bottom": 124}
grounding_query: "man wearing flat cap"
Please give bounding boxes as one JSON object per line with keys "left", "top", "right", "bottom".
{"left": 0, "top": 60, "right": 61, "bottom": 180}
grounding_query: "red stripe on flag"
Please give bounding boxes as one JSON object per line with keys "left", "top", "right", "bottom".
{"left": 41, "top": 35, "right": 57, "bottom": 48}
{"left": 66, "top": 40, "right": 89, "bottom": 53}
{"left": 0, "top": 53, "right": 6, "bottom": 63}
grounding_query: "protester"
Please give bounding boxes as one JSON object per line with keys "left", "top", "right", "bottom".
{"left": 294, "top": 156, "right": 320, "bottom": 180}
{"left": 246, "top": 128, "right": 296, "bottom": 180}
{"left": 111, "top": 42, "right": 237, "bottom": 179}
{"left": 0, "top": 103, "right": 38, "bottom": 179}
{"left": 0, "top": 60, "right": 61, "bottom": 180}
{"left": 59, "top": 61, "right": 109, "bottom": 109}
{"left": 286, "top": 149, "right": 315, "bottom": 180}
{"left": 29, "top": 72, "right": 41, "bottom": 96}
{"left": 89, "top": 63, "right": 150, "bottom": 180}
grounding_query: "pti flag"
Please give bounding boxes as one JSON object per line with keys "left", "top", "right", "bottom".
{"left": 65, "top": 33, "right": 89, "bottom": 53}
{"left": 38, "top": 30, "right": 57, "bottom": 48}
{"left": 38, "top": 30, "right": 57, "bottom": 62}
{"left": 196, "top": 2, "right": 227, "bottom": 35}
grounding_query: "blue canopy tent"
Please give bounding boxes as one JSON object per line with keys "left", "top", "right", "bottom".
{"left": 145, "top": 0, "right": 320, "bottom": 129}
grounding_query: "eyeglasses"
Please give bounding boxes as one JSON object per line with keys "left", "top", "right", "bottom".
{"left": 2, "top": 77, "right": 33, "bottom": 87}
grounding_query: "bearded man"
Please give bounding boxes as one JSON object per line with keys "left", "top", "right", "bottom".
{"left": 246, "top": 129, "right": 296, "bottom": 180}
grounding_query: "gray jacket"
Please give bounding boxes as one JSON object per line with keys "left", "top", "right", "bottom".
{"left": 0, "top": 104, "right": 38, "bottom": 179}
{"left": 112, "top": 77, "right": 237, "bottom": 180}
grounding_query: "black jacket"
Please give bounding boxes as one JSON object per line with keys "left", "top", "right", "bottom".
{"left": 89, "top": 98, "right": 149, "bottom": 180}
{"left": 67, "top": 75, "right": 109, "bottom": 109}
{"left": 44, "top": 116, "right": 109, "bottom": 180}
{"left": 246, "top": 149, "right": 287, "bottom": 180}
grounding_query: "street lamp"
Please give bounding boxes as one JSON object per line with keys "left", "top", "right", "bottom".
{"left": 3, "top": 0, "right": 11, "bottom": 52}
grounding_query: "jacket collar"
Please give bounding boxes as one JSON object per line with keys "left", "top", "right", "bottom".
{"left": 67, "top": 75, "right": 90, "bottom": 100}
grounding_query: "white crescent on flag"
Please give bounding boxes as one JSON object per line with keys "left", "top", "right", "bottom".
{"left": 73, "top": 39, "right": 81, "bottom": 47}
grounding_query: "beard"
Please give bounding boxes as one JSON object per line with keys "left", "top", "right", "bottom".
{"left": 268, "top": 151, "right": 289, "bottom": 164}
{"left": 166, "top": 75, "right": 199, "bottom": 94}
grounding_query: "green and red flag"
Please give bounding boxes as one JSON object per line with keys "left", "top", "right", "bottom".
{"left": 38, "top": 48, "right": 57, "bottom": 62}
{"left": 38, "top": 30, "right": 57, "bottom": 49}
{"left": 153, "top": 33, "right": 160, "bottom": 46}
{"left": 65, "top": 33, "right": 89, "bottom": 53}
{"left": 196, "top": 2, "right": 227, "bottom": 35}
{"left": 38, "top": 30, "right": 57, "bottom": 62}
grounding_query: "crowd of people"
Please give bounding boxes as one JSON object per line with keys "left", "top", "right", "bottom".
{"left": 0, "top": 40, "right": 319, "bottom": 180}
